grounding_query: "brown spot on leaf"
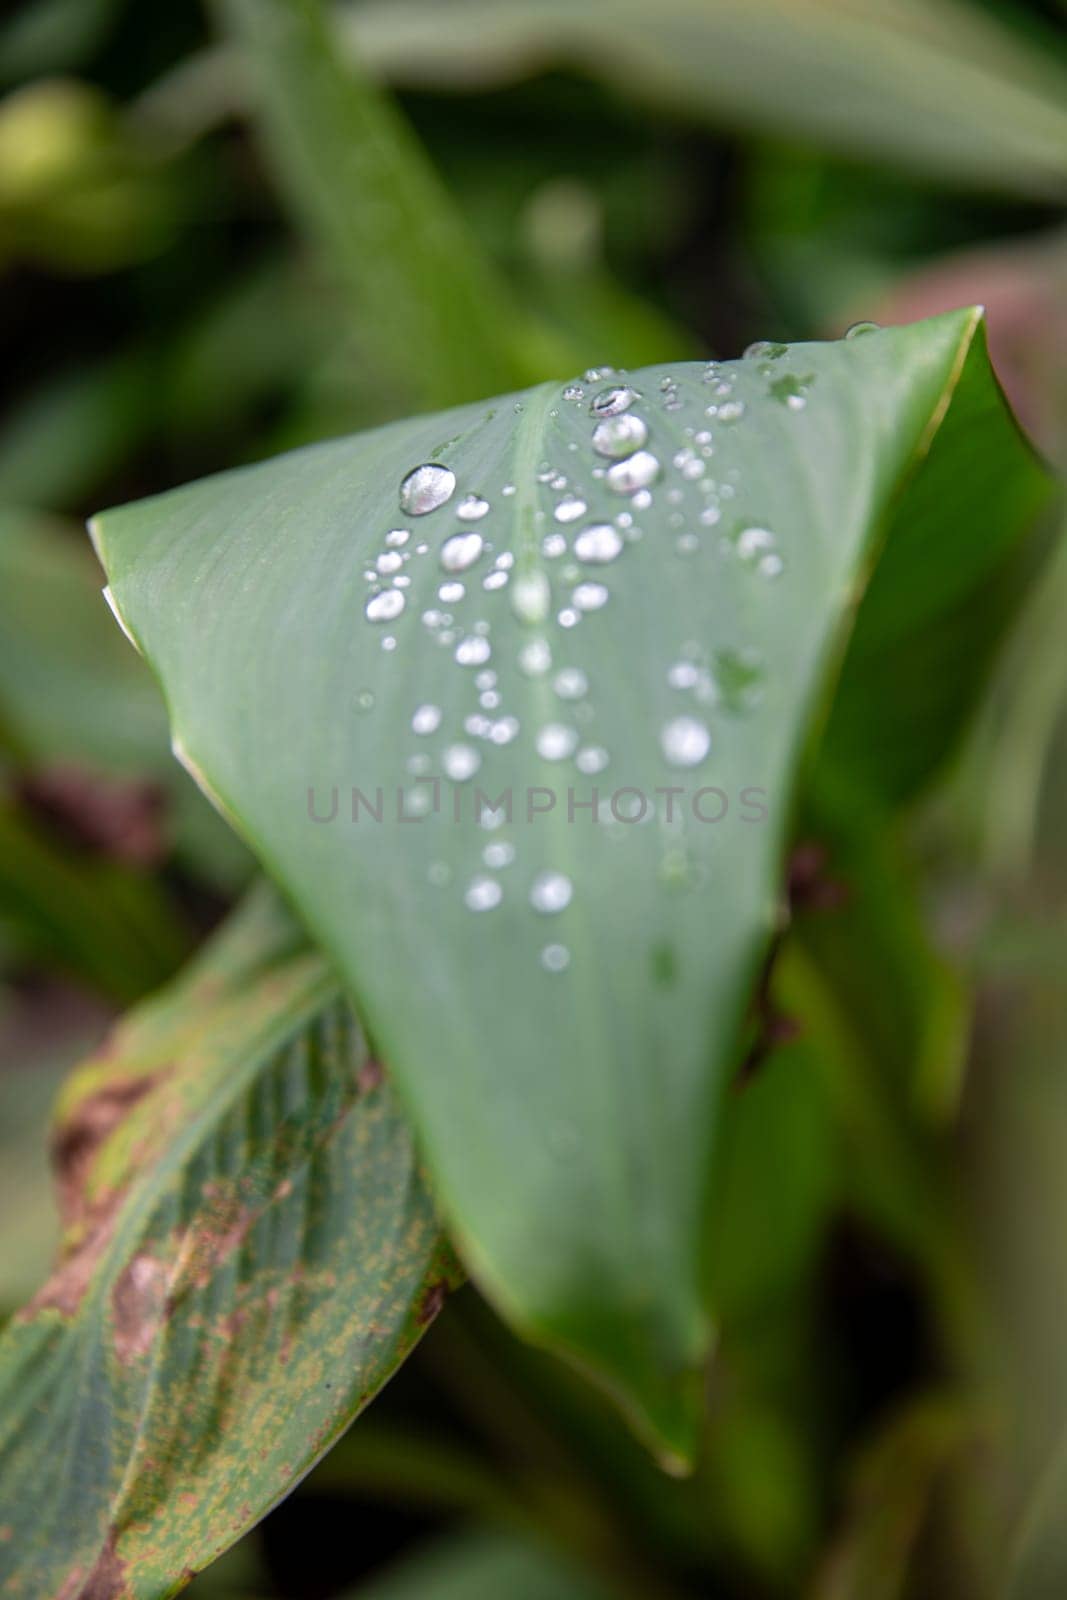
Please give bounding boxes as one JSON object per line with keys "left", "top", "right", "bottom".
{"left": 53, "top": 1532, "right": 129, "bottom": 1599}
{"left": 52, "top": 1074, "right": 161, "bottom": 1229}
{"left": 112, "top": 1253, "right": 170, "bottom": 1364}
{"left": 416, "top": 1279, "right": 450, "bottom": 1326}
{"left": 358, "top": 1058, "right": 384, "bottom": 1094}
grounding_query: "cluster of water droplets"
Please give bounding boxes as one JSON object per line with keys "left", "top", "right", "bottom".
{"left": 354, "top": 340, "right": 823, "bottom": 962}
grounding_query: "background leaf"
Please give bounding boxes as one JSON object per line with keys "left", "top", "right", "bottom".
{"left": 0, "top": 883, "right": 457, "bottom": 1598}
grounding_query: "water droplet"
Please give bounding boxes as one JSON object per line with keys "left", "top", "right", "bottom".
{"left": 356, "top": 689, "right": 375, "bottom": 712}
{"left": 377, "top": 551, "right": 404, "bottom": 575}
{"left": 716, "top": 400, "right": 745, "bottom": 423}
{"left": 562, "top": 383, "right": 585, "bottom": 402}
{"left": 667, "top": 661, "right": 699, "bottom": 689}
{"left": 511, "top": 570, "right": 551, "bottom": 624}
{"left": 465, "top": 875, "right": 502, "bottom": 911}
{"left": 530, "top": 871, "right": 572, "bottom": 914}
{"left": 386, "top": 528, "right": 410, "bottom": 548}
{"left": 606, "top": 451, "right": 660, "bottom": 494}
{"left": 590, "top": 385, "right": 636, "bottom": 417}
{"left": 661, "top": 715, "right": 711, "bottom": 768}
{"left": 483, "top": 840, "right": 515, "bottom": 869}
{"left": 536, "top": 723, "right": 578, "bottom": 761}
{"left": 519, "top": 637, "right": 552, "bottom": 676}
{"left": 399, "top": 463, "right": 456, "bottom": 516}
{"left": 489, "top": 715, "right": 520, "bottom": 745}
{"left": 483, "top": 570, "right": 508, "bottom": 591}
{"left": 542, "top": 533, "right": 567, "bottom": 559}
{"left": 456, "top": 494, "right": 489, "bottom": 521}
{"left": 554, "top": 667, "right": 588, "bottom": 700}
{"left": 366, "top": 589, "right": 405, "bottom": 622}
{"left": 576, "top": 745, "right": 609, "bottom": 774}
{"left": 456, "top": 635, "right": 492, "bottom": 666}
{"left": 573, "top": 581, "right": 608, "bottom": 612}
{"left": 573, "top": 523, "right": 623, "bottom": 564}
{"left": 845, "top": 320, "right": 879, "bottom": 339}
{"left": 541, "top": 943, "right": 571, "bottom": 972}
{"left": 592, "top": 413, "right": 649, "bottom": 459}
{"left": 428, "top": 861, "right": 451, "bottom": 887}
{"left": 412, "top": 703, "right": 442, "bottom": 735}
{"left": 744, "top": 340, "right": 787, "bottom": 360}
{"left": 737, "top": 526, "right": 775, "bottom": 560}
{"left": 554, "top": 494, "right": 588, "bottom": 524}
{"left": 440, "top": 532, "right": 484, "bottom": 573}
{"left": 442, "top": 743, "right": 481, "bottom": 782}
{"left": 439, "top": 581, "right": 465, "bottom": 603}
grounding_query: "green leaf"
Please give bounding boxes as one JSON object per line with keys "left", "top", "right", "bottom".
{"left": 215, "top": 0, "right": 548, "bottom": 411}
{"left": 0, "top": 883, "right": 457, "bottom": 1598}
{"left": 341, "top": 1531, "right": 614, "bottom": 1600}
{"left": 339, "top": 0, "right": 1067, "bottom": 197}
{"left": 91, "top": 310, "right": 1049, "bottom": 1463}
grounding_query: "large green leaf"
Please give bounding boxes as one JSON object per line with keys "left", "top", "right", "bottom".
{"left": 0, "top": 884, "right": 456, "bottom": 1598}
{"left": 92, "top": 310, "right": 1049, "bottom": 1461}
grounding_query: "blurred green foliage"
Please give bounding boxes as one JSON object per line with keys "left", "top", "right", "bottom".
{"left": 0, "top": 0, "right": 1065, "bottom": 1596}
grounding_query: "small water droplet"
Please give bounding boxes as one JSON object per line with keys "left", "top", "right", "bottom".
{"left": 483, "top": 840, "right": 515, "bottom": 869}
{"left": 356, "top": 689, "right": 375, "bottom": 712}
{"left": 744, "top": 339, "right": 788, "bottom": 360}
{"left": 483, "top": 570, "right": 508, "bottom": 591}
{"left": 412, "top": 704, "right": 442, "bottom": 735}
{"left": 456, "top": 493, "right": 490, "bottom": 521}
{"left": 428, "top": 861, "right": 451, "bottom": 887}
{"left": 562, "top": 383, "right": 585, "bottom": 402}
{"left": 377, "top": 550, "right": 404, "bottom": 575}
{"left": 554, "top": 667, "right": 588, "bottom": 700}
{"left": 845, "top": 320, "right": 879, "bottom": 339}
{"left": 542, "top": 533, "right": 567, "bottom": 559}
{"left": 530, "top": 871, "right": 573, "bottom": 914}
{"left": 366, "top": 589, "right": 405, "bottom": 622}
{"left": 490, "top": 715, "right": 520, "bottom": 745}
{"left": 576, "top": 745, "right": 609, "bottom": 775}
{"left": 465, "top": 874, "right": 502, "bottom": 911}
{"left": 519, "top": 637, "right": 552, "bottom": 676}
{"left": 590, "top": 384, "right": 636, "bottom": 417}
{"left": 442, "top": 743, "right": 481, "bottom": 782}
{"left": 541, "top": 943, "right": 571, "bottom": 973}
{"left": 511, "top": 570, "right": 551, "bottom": 624}
{"left": 661, "top": 715, "right": 711, "bottom": 768}
{"left": 554, "top": 494, "right": 588, "bottom": 525}
{"left": 573, "top": 523, "right": 623, "bottom": 564}
{"left": 667, "top": 661, "right": 699, "bottom": 689}
{"left": 386, "top": 528, "right": 410, "bottom": 548}
{"left": 399, "top": 463, "right": 456, "bottom": 515}
{"left": 456, "top": 635, "right": 492, "bottom": 666}
{"left": 606, "top": 451, "right": 660, "bottom": 495}
{"left": 439, "top": 581, "right": 465, "bottom": 603}
{"left": 592, "top": 413, "right": 649, "bottom": 459}
{"left": 440, "top": 532, "right": 484, "bottom": 573}
{"left": 716, "top": 400, "right": 745, "bottom": 423}
{"left": 573, "top": 581, "right": 608, "bottom": 612}
{"left": 537, "top": 723, "right": 578, "bottom": 761}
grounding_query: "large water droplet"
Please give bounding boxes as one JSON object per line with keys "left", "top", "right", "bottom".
{"left": 661, "top": 715, "right": 711, "bottom": 768}
{"left": 590, "top": 385, "right": 636, "bottom": 418}
{"left": 530, "top": 871, "right": 573, "bottom": 914}
{"left": 411, "top": 703, "right": 442, "bottom": 735}
{"left": 606, "top": 450, "right": 660, "bottom": 494}
{"left": 440, "top": 532, "right": 484, "bottom": 573}
{"left": 592, "top": 413, "right": 649, "bottom": 459}
{"left": 399, "top": 463, "right": 456, "bottom": 516}
{"left": 573, "top": 523, "right": 623, "bottom": 564}
{"left": 465, "top": 874, "right": 502, "bottom": 911}
{"left": 366, "top": 589, "right": 405, "bottom": 623}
